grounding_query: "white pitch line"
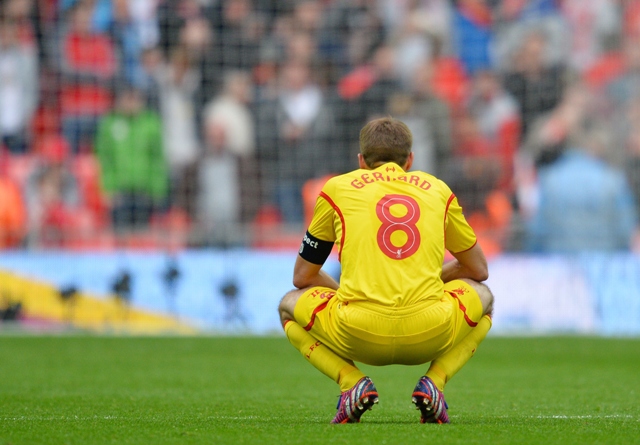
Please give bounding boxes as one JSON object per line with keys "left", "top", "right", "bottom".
{"left": 1, "top": 416, "right": 121, "bottom": 421}
{"left": 210, "top": 416, "right": 258, "bottom": 420}
{"left": 463, "top": 414, "right": 637, "bottom": 420}
{"left": 535, "top": 415, "right": 636, "bottom": 419}
{"left": 1, "top": 414, "right": 637, "bottom": 421}
{"left": 0, "top": 415, "right": 260, "bottom": 421}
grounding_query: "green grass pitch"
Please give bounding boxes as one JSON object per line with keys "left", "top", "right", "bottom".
{"left": 0, "top": 335, "right": 638, "bottom": 444}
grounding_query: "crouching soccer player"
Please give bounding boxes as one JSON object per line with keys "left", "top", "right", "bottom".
{"left": 278, "top": 117, "right": 494, "bottom": 424}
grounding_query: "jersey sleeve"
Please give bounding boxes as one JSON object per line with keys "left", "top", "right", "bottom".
{"left": 298, "top": 181, "right": 337, "bottom": 264}
{"left": 307, "top": 180, "right": 338, "bottom": 242}
{"left": 444, "top": 193, "right": 477, "bottom": 253}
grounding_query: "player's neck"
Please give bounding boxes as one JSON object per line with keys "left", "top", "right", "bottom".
{"left": 369, "top": 161, "right": 407, "bottom": 170}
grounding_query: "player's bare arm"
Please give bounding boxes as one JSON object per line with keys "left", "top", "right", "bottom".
{"left": 441, "top": 244, "right": 493, "bottom": 316}
{"left": 278, "top": 255, "right": 340, "bottom": 327}
{"left": 292, "top": 255, "right": 339, "bottom": 290}
{"left": 441, "top": 243, "right": 488, "bottom": 284}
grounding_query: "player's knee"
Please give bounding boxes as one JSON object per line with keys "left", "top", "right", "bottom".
{"left": 278, "top": 290, "right": 298, "bottom": 327}
{"left": 474, "top": 282, "right": 494, "bottom": 316}
{"left": 277, "top": 293, "right": 291, "bottom": 318}
{"left": 458, "top": 278, "right": 494, "bottom": 316}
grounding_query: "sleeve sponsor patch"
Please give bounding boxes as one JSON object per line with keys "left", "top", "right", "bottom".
{"left": 298, "top": 231, "right": 333, "bottom": 265}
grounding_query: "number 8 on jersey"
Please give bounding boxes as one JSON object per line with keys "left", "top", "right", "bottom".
{"left": 376, "top": 194, "right": 421, "bottom": 260}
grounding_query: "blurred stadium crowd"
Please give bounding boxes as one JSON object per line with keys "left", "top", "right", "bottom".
{"left": 1, "top": 0, "right": 640, "bottom": 254}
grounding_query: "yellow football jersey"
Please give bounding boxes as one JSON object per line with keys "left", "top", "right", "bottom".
{"left": 306, "top": 162, "right": 477, "bottom": 307}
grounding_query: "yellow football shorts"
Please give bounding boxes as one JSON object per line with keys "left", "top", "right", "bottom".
{"left": 293, "top": 280, "right": 484, "bottom": 366}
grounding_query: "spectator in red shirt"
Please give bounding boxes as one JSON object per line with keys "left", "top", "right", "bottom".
{"left": 54, "top": 0, "right": 118, "bottom": 153}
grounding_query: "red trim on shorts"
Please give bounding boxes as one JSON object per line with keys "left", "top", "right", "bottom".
{"left": 303, "top": 300, "right": 328, "bottom": 331}
{"left": 319, "top": 191, "right": 346, "bottom": 262}
{"left": 447, "top": 290, "right": 479, "bottom": 328}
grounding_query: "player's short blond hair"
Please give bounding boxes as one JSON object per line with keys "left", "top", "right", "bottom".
{"left": 359, "top": 117, "right": 413, "bottom": 168}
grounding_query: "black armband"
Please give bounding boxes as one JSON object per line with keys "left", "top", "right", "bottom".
{"left": 298, "top": 231, "right": 334, "bottom": 265}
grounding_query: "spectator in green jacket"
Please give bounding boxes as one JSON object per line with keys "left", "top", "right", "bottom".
{"left": 95, "top": 85, "right": 168, "bottom": 230}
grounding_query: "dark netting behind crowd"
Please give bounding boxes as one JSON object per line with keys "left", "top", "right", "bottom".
{"left": 1, "top": 0, "right": 639, "bottom": 254}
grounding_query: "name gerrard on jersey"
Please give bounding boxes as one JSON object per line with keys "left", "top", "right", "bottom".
{"left": 350, "top": 172, "right": 431, "bottom": 190}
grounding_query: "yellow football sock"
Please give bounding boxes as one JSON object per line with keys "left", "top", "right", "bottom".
{"left": 285, "top": 320, "right": 365, "bottom": 392}
{"left": 426, "top": 315, "right": 492, "bottom": 391}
